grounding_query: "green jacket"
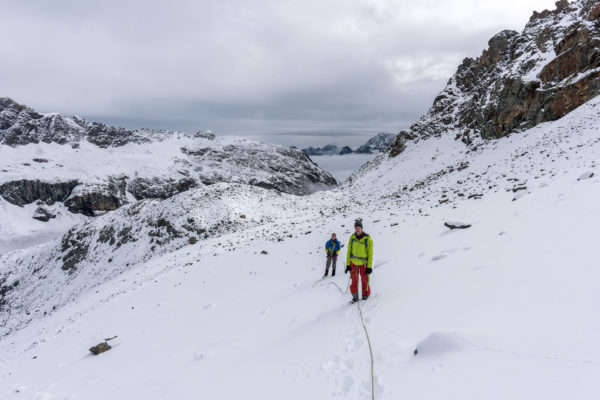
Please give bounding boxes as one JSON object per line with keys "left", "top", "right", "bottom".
{"left": 346, "top": 233, "right": 373, "bottom": 268}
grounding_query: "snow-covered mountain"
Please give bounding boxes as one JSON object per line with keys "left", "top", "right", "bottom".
{"left": 302, "top": 144, "right": 341, "bottom": 156}
{"left": 0, "top": 98, "right": 337, "bottom": 252}
{"left": 1, "top": 1, "right": 600, "bottom": 399}
{"left": 0, "top": 97, "right": 336, "bottom": 203}
{"left": 301, "top": 133, "right": 395, "bottom": 156}
{"left": 354, "top": 133, "right": 396, "bottom": 154}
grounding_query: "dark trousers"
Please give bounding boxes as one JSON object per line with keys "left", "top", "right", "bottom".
{"left": 325, "top": 255, "right": 337, "bottom": 273}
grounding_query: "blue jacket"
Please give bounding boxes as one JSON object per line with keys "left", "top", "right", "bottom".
{"left": 325, "top": 239, "right": 341, "bottom": 257}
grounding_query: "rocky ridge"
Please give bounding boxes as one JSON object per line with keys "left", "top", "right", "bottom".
{"left": 388, "top": 0, "right": 600, "bottom": 157}
{"left": 0, "top": 98, "right": 337, "bottom": 218}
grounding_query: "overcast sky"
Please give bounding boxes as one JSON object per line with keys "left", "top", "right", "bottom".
{"left": 1, "top": 0, "right": 558, "bottom": 146}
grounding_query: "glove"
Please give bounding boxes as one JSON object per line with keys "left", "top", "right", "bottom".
{"left": 365, "top": 267, "right": 372, "bottom": 275}
{"left": 345, "top": 265, "right": 351, "bottom": 274}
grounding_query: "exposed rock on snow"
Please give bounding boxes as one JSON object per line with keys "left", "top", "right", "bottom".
{"left": 89, "top": 342, "right": 111, "bottom": 355}
{"left": 444, "top": 221, "right": 472, "bottom": 230}
{"left": 577, "top": 171, "right": 595, "bottom": 180}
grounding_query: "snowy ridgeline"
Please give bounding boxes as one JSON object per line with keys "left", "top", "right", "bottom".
{"left": 0, "top": 92, "right": 599, "bottom": 399}
{"left": 0, "top": 98, "right": 339, "bottom": 253}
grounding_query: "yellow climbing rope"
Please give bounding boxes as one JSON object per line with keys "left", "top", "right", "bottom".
{"left": 313, "top": 276, "right": 375, "bottom": 400}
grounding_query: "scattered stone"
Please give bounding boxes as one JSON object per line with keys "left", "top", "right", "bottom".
{"left": 89, "top": 342, "right": 111, "bottom": 355}
{"left": 188, "top": 236, "right": 198, "bottom": 244}
{"left": 468, "top": 194, "right": 483, "bottom": 199}
{"left": 513, "top": 191, "right": 528, "bottom": 201}
{"left": 32, "top": 158, "right": 48, "bottom": 163}
{"left": 512, "top": 186, "right": 527, "bottom": 192}
{"left": 261, "top": 250, "right": 268, "bottom": 255}
{"left": 240, "top": 214, "right": 246, "bottom": 219}
{"left": 444, "top": 221, "right": 472, "bottom": 230}
{"left": 577, "top": 171, "right": 594, "bottom": 181}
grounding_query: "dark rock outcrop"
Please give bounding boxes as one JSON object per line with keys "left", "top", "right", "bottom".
{"left": 128, "top": 177, "right": 197, "bottom": 200}
{"left": 0, "top": 179, "right": 78, "bottom": 206}
{"left": 65, "top": 193, "right": 122, "bottom": 216}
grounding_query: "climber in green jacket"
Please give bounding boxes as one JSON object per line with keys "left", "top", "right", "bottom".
{"left": 345, "top": 218, "right": 373, "bottom": 302}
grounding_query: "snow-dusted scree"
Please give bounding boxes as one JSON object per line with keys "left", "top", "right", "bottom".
{"left": 1, "top": 0, "right": 600, "bottom": 399}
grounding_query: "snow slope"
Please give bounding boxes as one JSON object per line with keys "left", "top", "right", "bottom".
{"left": 1, "top": 95, "right": 599, "bottom": 399}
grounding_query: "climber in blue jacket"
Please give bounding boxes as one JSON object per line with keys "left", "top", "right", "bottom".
{"left": 324, "top": 233, "right": 341, "bottom": 277}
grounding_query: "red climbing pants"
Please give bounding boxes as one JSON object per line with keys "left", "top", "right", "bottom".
{"left": 350, "top": 263, "right": 370, "bottom": 298}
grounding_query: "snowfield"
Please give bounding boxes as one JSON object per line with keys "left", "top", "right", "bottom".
{"left": 1, "top": 94, "right": 599, "bottom": 399}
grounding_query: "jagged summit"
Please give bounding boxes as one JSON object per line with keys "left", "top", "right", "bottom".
{"left": 388, "top": 0, "right": 600, "bottom": 156}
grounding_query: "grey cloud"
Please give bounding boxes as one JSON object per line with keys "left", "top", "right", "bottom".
{"left": 1, "top": 0, "right": 558, "bottom": 146}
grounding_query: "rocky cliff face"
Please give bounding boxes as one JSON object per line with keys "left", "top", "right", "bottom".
{"left": 0, "top": 98, "right": 337, "bottom": 218}
{"left": 389, "top": 0, "right": 600, "bottom": 156}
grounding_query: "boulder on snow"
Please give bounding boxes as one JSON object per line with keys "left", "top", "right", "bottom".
{"left": 89, "top": 342, "right": 111, "bottom": 355}
{"left": 577, "top": 171, "right": 594, "bottom": 181}
{"left": 32, "top": 206, "right": 56, "bottom": 222}
{"left": 188, "top": 236, "right": 198, "bottom": 244}
{"left": 444, "top": 221, "right": 472, "bottom": 230}
{"left": 413, "top": 332, "right": 469, "bottom": 357}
